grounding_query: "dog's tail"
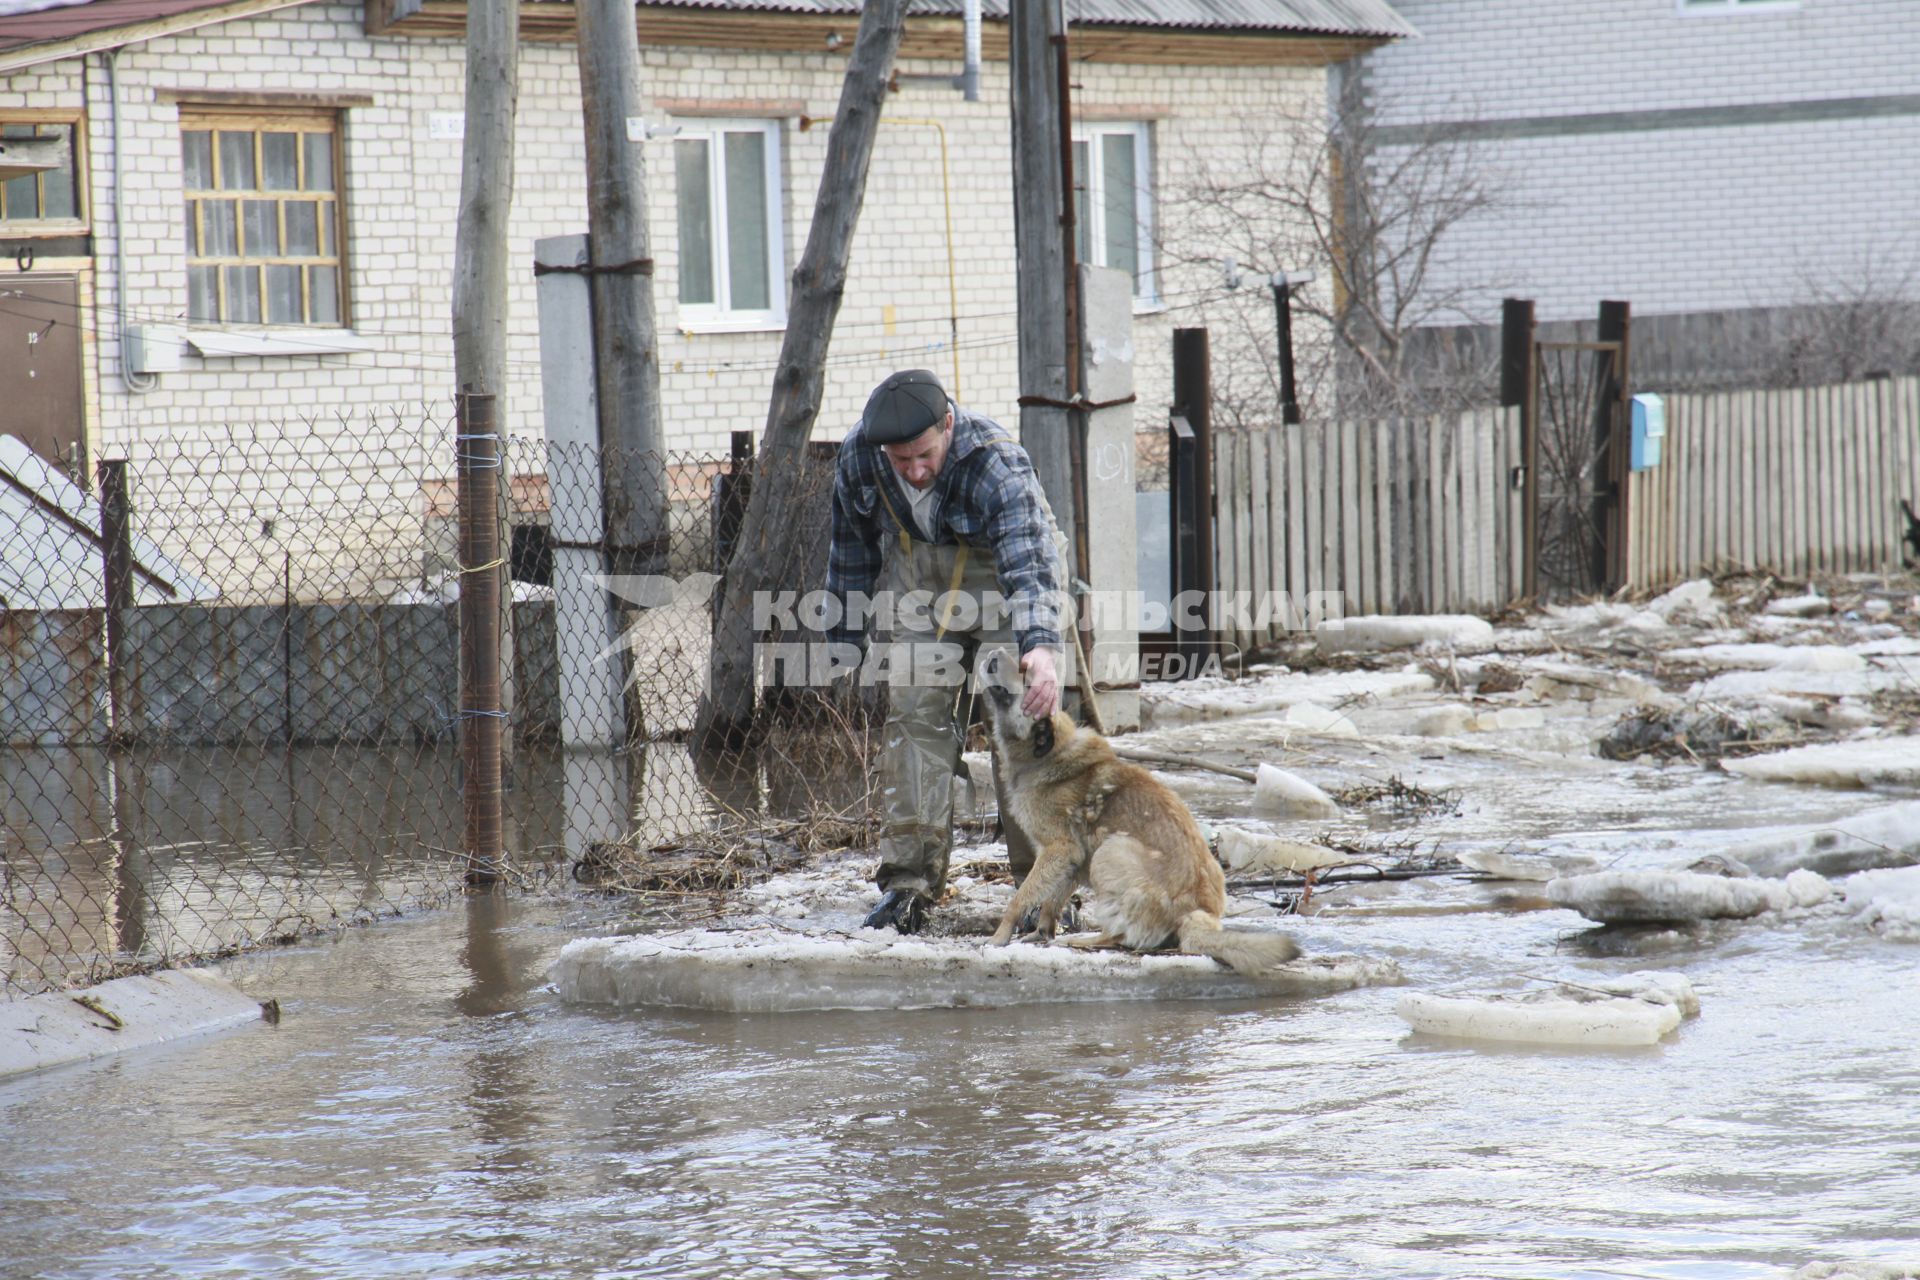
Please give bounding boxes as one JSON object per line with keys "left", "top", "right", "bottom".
{"left": 1177, "top": 910, "right": 1301, "bottom": 977}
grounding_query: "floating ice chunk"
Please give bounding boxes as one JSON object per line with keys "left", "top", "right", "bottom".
{"left": 1458, "top": 849, "right": 1602, "bottom": 882}
{"left": 1728, "top": 800, "right": 1920, "bottom": 877}
{"left": 1722, "top": 735, "right": 1920, "bottom": 789}
{"left": 1753, "top": 694, "right": 1872, "bottom": 731}
{"left": 1314, "top": 614, "right": 1495, "bottom": 654}
{"left": 1775, "top": 647, "right": 1867, "bottom": 672}
{"left": 1472, "top": 706, "right": 1546, "bottom": 731}
{"left": 1251, "top": 764, "right": 1341, "bottom": 818}
{"left": 1283, "top": 701, "right": 1359, "bottom": 738}
{"left": 1844, "top": 866, "right": 1920, "bottom": 941}
{"left": 1413, "top": 704, "right": 1475, "bottom": 736}
{"left": 1140, "top": 670, "right": 1433, "bottom": 726}
{"left": 1766, "top": 593, "right": 1832, "bottom": 617}
{"left": 1783, "top": 868, "right": 1835, "bottom": 908}
{"left": 551, "top": 929, "right": 1403, "bottom": 1012}
{"left": 1693, "top": 666, "right": 1896, "bottom": 701}
{"left": 1667, "top": 642, "right": 1806, "bottom": 669}
{"left": 1547, "top": 870, "right": 1788, "bottom": 923}
{"left": 1522, "top": 662, "right": 1663, "bottom": 704}
{"left": 1397, "top": 971, "right": 1698, "bottom": 1046}
{"left": 1792, "top": 1261, "right": 1920, "bottom": 1280}
{"left": 1648, "top": 578, "right": 1719, "bottom": 622}
{"left": 1217, "top": 826, "right": 1346, "bottom": 876}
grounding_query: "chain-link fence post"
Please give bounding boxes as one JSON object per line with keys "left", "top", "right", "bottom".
{"left": 96, "top": 458, "right": 134, "bottom": 746}
{"left": 458, "top": 394, "right": 506, "bottom": 886}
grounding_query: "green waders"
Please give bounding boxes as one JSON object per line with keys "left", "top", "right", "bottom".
{"left": 869, "top": 490, "right": 1067, "bottom": 901}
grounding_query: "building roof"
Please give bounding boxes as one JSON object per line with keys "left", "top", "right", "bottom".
{"left": 2, "top": 0, "right": 1411, "bottom": 68}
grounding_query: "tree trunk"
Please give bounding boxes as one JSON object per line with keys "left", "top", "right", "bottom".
{"left": 694, "top": 0, "right": 907, "bottom": 745}
{"left": 576, "top": 0, "right": 669, "bottom": 576}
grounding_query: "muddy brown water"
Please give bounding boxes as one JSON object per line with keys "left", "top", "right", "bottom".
{"left": 5, "top": 707, "right": 1920, "bottom": 1277}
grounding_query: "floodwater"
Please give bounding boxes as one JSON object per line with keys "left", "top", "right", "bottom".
{"left": 5, "top": 717, "right": 1920, "bottom": 1278}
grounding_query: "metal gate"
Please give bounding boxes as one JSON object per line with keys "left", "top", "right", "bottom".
{"left": 1530, "top": 339, "right": 1627, "bottom": 598}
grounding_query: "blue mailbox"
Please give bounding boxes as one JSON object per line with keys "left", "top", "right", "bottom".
{"left": 1631, "top": 393, "right": 1665, "bottom": 470}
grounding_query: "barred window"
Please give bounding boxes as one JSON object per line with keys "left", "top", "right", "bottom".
{"left": 180, "top": 107, "right": 345, "bottom": 327}
{"left": 0, "top": 118, "right": 83, "bottom": 227}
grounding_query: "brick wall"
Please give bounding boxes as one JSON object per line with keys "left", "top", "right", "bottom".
{"left": 6, "top": 7, "right": 1328, "bottom": 460}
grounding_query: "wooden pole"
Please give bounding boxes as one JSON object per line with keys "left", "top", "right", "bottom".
{"left": 453, "top": 0, "right": 519, "bottom": 755}
{"left": 1009, "top": 0, "right": 1078, "bottom": 574}
{"left": 576, "top": 0, "right": 668, "bottom": 577}
{"left": 458, "top": 395, "right": 506, "bottom": 886}
{"left": 1598, "top": 299, "right": 1632, "bottom": 592}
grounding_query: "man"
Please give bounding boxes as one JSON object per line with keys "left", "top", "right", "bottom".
{"left": 827, "top": 368, "right": 1068, "bottom": 934}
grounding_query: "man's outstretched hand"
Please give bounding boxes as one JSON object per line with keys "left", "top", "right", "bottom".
{"left": 1019, "top": 646, "right": 1060, "bottom": 719}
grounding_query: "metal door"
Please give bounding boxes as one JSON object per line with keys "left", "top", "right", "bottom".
{"left": 1530, "top": 339, "right": 1623, "bottom": 598}
{"left": 0, "top": 274, "right": 86, "bottom": 479}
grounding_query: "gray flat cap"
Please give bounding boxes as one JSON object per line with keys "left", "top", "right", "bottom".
{"left": 862, "top": 369, "right": 949, "bottom": 444}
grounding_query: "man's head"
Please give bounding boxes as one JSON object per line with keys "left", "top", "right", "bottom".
{"left": 864, "top": 369, "right": 954, "bottom": 491}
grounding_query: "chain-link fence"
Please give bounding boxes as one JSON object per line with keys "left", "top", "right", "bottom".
{"left": 1, "top": 408, "right": 872, "bottom": 998}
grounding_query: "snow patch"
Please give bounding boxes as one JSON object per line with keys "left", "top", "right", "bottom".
{"left": 1766, "top": 593, "right": 1832, "bottom": 617}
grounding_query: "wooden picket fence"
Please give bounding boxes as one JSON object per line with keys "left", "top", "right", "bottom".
{"left": 1210, "top": 407, "right": 1524, "bottom": 653}
{"left": 1207, "top": 376, "right": 1918, "bottom": 649}
{"left": 1625, "top": 376, "right": 1920, "bottom": 588}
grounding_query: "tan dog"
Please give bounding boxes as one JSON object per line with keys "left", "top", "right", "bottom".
{"left": 981, "top": 655, "right": 1301, "bottom": 975}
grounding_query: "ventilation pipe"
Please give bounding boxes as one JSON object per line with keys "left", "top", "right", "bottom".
{"left": 959, "top": 0, "right": 981, "bottom": 101}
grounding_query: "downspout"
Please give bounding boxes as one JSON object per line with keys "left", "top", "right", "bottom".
{"left": 105, "top": 48, "right": 159, "bottom": 394}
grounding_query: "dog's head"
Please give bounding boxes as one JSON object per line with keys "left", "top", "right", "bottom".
{"left": 980, "top": 650, "right": 1060, "bottom": 763}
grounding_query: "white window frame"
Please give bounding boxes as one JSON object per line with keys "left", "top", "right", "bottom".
{"left": 1073, "top": 120, "right": 1158, "bottom": 310}
{"left": 672, "top": 118, "right": 786, "bottom": 333}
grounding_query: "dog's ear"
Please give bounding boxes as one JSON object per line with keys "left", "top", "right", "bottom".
{"left": 1030, "top": 716, "right": 1055, "bottom": 759}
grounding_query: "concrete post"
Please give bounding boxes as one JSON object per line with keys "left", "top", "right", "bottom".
{"left": 1077, "top": 264, "right": 1140, "bottom": 731}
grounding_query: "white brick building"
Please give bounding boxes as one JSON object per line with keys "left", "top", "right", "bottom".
{"left": 0, "top": 0, "right": 1412, "bottom": 485}
{"left": 1356, "top": 0, "right": 1920, "bottom": 326}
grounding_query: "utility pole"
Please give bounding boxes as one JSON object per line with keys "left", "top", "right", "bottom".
{"left": 575, "top": 0, "right": 668, "bottom": 577}
{"left": 1271, "top": 269, "right": 1312, "bottom": 426}
{"left": 453, "top": 0, "right": 518, "bottom": 780}
{"left": 452, "top": 0, "right": 516, "bottom": 400}
{"left": 1008, "top": 0, "right": 1078, "bottom": 575}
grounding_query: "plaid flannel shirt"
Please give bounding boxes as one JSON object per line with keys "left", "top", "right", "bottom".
{"left": 827, "top": 406, "right": 1062, "bottom": 655}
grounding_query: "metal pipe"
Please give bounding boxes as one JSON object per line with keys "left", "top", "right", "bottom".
{"left": 878, "top": 117, "right": 962, "bottom": 400}
{"left": 104, "top": 49, "right": 158, "bottom": 395}
{"left": 960, "top": 0, "right": 981, "bottom": 101}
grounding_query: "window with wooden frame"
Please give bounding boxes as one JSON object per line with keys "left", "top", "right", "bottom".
{"left": 0, "top": 115, "right": 86, "bottom": 232}
{"left": 180, "top": 106, "right": 345, "bottom": 327}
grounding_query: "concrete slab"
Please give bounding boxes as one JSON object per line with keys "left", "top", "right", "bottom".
{"left": 1, "top": 969, "right": 269, "bottom": 1081}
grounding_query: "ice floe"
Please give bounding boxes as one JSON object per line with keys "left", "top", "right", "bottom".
{"left": 1727, "top": 800, "right": 1920, "bottom": 877}
{"left": 551, "top": 929, "right": 1403, "bottom": 1013}
{"left": 1721, "top": 735, "right": 1920, "bottom": 789}
{"left": 1140, "top": 668, "right": 1433, "bottom": 726}
{"left": 1314, "top": 614, "right": 1495, "bottom": 654}
{"left": 1396, "top": 971, "right": 1699, "bottom": 1047}
{"left": 1546, "top": 869, "right": 1826, "bottom": 924}
{"left": 1251, "top": 764, "right": 1341, "bottom": 818}
{"left": 1457, "top": 849, "right": 1603, "bottom": 882}
{"left": 1844, "top": 867, "right": 1920, "bottom": 941}
{"left": 1217, "top": 826, "right": 1347, "bottom": 876}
